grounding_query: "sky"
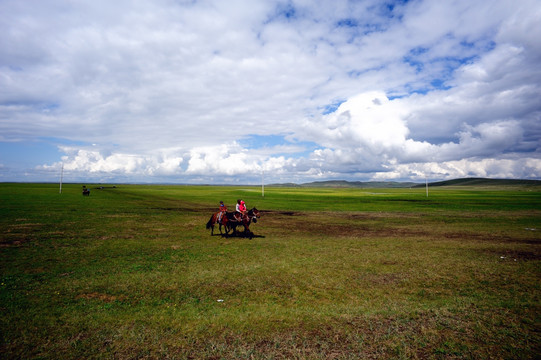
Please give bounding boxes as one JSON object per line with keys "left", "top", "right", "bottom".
{"left": 1, "top": 0, "right": 540, "bottom": 184}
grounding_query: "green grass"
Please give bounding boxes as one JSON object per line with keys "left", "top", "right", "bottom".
{"left": 1, "top": 183, "right": 540, "bottom": 359}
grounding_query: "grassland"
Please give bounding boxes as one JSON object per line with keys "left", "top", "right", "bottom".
{"left": 1, "top": 182, "right": 540, "bottom": 359}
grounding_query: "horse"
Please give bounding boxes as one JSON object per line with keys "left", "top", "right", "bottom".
{"left": 226, "top": 208, "right": 261, "bottom": 236}
{"left": 206, "top": 211, "right": 240, "bottom": 235}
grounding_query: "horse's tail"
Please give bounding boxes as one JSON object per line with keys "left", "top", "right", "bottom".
{"left": 206, "top": 215, "right": 214, "bottom": 229}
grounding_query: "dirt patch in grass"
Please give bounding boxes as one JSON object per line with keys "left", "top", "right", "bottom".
{"left": 75, "top": 292, "right": 127, "bottom": 303}
{"left": 0, "top": 233, "right": 38, "bottom": 247}
{"left": 262, "top": 210, "right": 302, "bottom": 217}
{"left": 262, "top": 211, "right": 428, "bottom": 239}
{"left": 0, "top": 239, "right": 26, "bottom": 247}
{"left": 260, "top": 210, "right": 541, "bottom": 247}
{"left": 443, "top": 231, "right": 541, "bottom": 245}
{"left": 151, "top": 206, "right": 201, "bottom": 213}
{"left": 1, "top": 222, "right": 45, "bottom": 247}
{"left": 480, "top": 248, "right": 541, "bottom": 261}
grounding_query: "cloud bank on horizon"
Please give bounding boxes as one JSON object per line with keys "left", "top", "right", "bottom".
{"left": 1, "top": 0, "right": 540, "bottom": 184}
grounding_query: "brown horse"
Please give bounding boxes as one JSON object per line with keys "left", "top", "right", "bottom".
{"left": 226, "top": 208, "right": 261, "bottom": 236}
{"left": 206, "top": 211, "right": 240, "bottom": 235}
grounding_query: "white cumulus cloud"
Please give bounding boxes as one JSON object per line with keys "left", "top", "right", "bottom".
{"left": 1, "top": 0, "right": 540, "bottom": 183}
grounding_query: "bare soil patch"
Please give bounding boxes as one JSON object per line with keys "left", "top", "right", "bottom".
{"left": 75, "top": 292, "right": 127, "bottom": 303}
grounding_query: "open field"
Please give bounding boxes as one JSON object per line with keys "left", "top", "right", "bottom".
{"left": 1, "top": 183, "right": 540, "bottom": 359}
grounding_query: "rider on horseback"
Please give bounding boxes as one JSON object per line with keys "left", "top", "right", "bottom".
{"left": 236, "top": 199, "right": 247, "bottom": 217}
{"left": 217, "top": 201, "right": 227, "bottom": 222}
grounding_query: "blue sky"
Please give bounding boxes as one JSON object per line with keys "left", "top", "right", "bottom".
{"left": 1, "top": 0, "right": 540, "bottom": 184}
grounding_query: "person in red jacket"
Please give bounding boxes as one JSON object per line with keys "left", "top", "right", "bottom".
{"left": 236, "top": 199, "right": 247, "bottom": 216}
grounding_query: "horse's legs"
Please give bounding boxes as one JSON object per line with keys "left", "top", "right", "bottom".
{"left": 223, "top": 213, "right": 234, "bottom": 235}
{"left": 219, "top": 222, "right": 224, "bottom": 235}
{"left": 241, "top": 216, "right": 250, "bottom": 233}
{"left": 221, "top": 214, "right": 229, "bottom": 235}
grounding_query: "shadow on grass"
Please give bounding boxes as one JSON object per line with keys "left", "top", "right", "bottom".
{"left": 211, "top": 232, "right": 265, "bottom": 239}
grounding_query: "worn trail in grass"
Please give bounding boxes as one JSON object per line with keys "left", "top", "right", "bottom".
{"left": 1, "top": 183, "right": 540, "bottom": 359}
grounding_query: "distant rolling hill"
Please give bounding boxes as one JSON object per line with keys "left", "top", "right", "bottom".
{"left": 269, "top": 178, "right": 541, "bottom": 188}
{"left": 412, "top": 177, "right": 541, "bottom": 187}
{"left": 270, "top": 180, "right": 419, "bottom": 188}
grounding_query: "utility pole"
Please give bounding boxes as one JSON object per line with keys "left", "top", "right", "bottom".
{"left": 59, "top": 163, "right": 64, "bottom": 194}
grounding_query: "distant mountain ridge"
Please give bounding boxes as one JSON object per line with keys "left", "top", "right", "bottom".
{"left": 412, "top": 177, "right": 541, "bottom": 187}
{"left": 269, "top": 178, "right": 541, "bottom": 188}
{"left": 269, "top": 180, "right": 418, "bottom": 188}
{"left": 303, "top": 180, "right": 419, "bottom": 188}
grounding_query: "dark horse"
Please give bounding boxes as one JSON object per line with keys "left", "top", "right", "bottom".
{"left": 226, "top": 208, "right": 261, "bottom": 236}
{"left": 206, "top": 211, "right": 241, "bottom": 235}
{"left": 82, "top": 186, "right": 90, "bottom": 196}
